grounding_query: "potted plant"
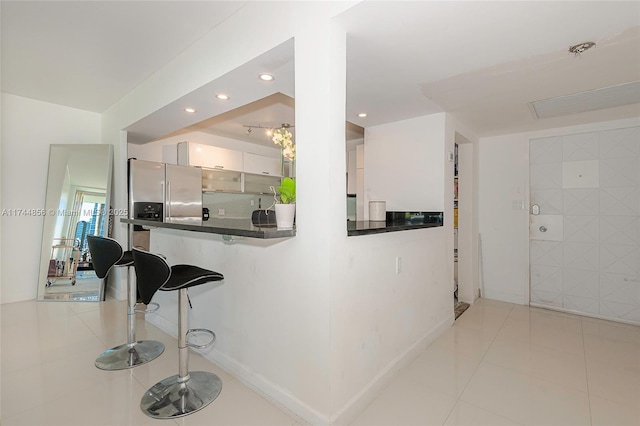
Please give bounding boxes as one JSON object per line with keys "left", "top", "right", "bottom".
{"left": 273, "top": 177, "right": 296, "bottom": 229}
{"left": 271, "top": 126, "right": 296, "bottom": 229}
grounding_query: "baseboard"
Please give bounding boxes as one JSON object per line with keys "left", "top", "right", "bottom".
{"left": 146, "top": 313, "right": 455, "bottom": 425}
{"left": 482, "top": 289, "right": 526, "bottom": 305}
{"left": 146, "top": 313, "right": 176, "bottom": 338}
{"left": 529, "top": 303, "right": 640, "bottom": 327}
{"left": 146, "top": 314, "right": 324, "bottom": 423}
{"left": 104, "top": 268, "right": 128, "bottom": 301}
{"left": 206, "top": 349, "right": 327, "bottom": 425}
{"left": 329, "top": 312, "right": 455, "bottom": 425}
{"left": 104, "top": 282, "right": 124, "bottom": 301}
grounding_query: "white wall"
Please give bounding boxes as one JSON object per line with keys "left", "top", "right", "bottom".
{"left": 0, "top": 93, "right": 101, "bottom": 303}
{"left": 330, "top": 227, "right": 453, "bottom": 420}
{"left": 102, "top": 3, "right": 352, "bottom": 423}
{"left": 328, "top": 111, "right": 458, "bottom": 420}
{"left": 478, "top": 117, "right": 640, "bottom": 306}
{"left": 364, "top": 114, "right": 446, "bottom": 215}
{"left": 98, "top": 3, "right": 459, "bottom": 424}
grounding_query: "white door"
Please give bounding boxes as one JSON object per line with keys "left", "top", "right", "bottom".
{"left": 529, "top": 127, "right": 640, "bottom": 324}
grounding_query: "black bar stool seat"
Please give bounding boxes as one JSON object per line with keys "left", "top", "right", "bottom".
{"left": 87, "top": 235, "right": 164, "bottom": 370}
{"left": 132, "top": 248, "right": 225, "bottom": 419}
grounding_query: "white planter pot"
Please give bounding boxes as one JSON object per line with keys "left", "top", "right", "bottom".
{"left": 275, "top": 203, "right": 296, "bottom": 229}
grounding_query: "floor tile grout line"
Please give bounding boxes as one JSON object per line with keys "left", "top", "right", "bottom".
{"left": 579, "top": 318, "right": 640, "bottom": 417}
{"left": 580, "top": 316, "right": 595, "bottom": 426}
{"left": 440, "top": 302, "right": 516, "bottom": 425}
{"left": 73, "top": 299, "right": 127, "bottom": 349}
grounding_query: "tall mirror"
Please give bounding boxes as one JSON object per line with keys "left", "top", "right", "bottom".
{"left": 37, "top": 144, "right": 114, "bottom": 301}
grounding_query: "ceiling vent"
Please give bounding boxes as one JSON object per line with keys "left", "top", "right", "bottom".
{"left": 530, "top": 81, "right": 640, "bottom": 119}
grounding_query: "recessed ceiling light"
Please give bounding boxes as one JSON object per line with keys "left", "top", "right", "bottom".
{"left": 259, "top": 73, "right": 275, "bottom": 82}
{"left": 216, "top": 94, "right": 230, "bottom": 100}
{"left": 358, "top": 113, "right": 367, "bottom": 118}
{"left": 184, "top": 108, "right": 196, "bottom": 113}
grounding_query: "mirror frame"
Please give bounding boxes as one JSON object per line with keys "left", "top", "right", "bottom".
{"left": 37, "top": 144, "right": 114, "bottom": 301}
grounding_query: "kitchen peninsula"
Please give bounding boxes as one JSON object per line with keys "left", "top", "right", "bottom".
{"left": 347, "top": 211, "right": 443, "bottom": 236}
{"left": 121, "top": 218, "right": 295, "bottom": 239}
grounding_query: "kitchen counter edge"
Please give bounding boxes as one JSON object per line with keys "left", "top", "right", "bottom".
{"left": 121, "top": 218, "right": 295, "bottom": 239}
{"left": 347, "top": 220, "right": 443, "bottom": 236}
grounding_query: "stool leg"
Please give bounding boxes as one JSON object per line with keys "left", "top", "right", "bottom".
{"left": 95, "top": 266, "right": 165, "bottom": 370}
{"left": 178, "top": 288, "right": 190, "bottom": 383}
{"left": 140, "top": 288, "right": 222, "bottom": 418}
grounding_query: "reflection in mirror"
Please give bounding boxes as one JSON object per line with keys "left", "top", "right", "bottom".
{"left": 37, "top": 144, "right": 114, "bottom": 301}
{"left": 346, "top": 121, "right": 364, "bottom": 221}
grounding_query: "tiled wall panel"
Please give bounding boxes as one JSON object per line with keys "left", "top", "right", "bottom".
{"left": 530, "top": 126, "right": 640, "bottom": 324}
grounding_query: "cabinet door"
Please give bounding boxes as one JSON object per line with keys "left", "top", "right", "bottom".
{"left": 244, "top": 173, "right": 281, "bottom": 194}
{"left": 243, "top": 152, "right": 281, "bottom": 176}
{"left": 162, "top": 144, "right": 178, "bottom": 165}
{"left": 178, "top": 142, "right": 243, "bottom": 171}
{"left": 201, "top": 168, "right": 242, "bottom": 192}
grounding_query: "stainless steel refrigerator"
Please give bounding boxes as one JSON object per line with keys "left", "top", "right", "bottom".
{"left": 128, "top": 159, "right": 202, "bottom": 223}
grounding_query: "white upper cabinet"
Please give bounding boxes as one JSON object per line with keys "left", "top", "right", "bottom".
{"left": 162, "top": 144, "right": 178, "bottom": 164}
{"left": 243, "top": 152, "right": 282, "bottom": 176}
{"left": 177, "top": 141, "right": 243, "bottom": 172}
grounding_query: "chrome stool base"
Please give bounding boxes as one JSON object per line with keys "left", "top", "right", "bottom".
{"left": 95, "top": 340, "right": 165, "bottom": 370}
{"left": 140, "top": 371, "right": 222, "bottom": 418}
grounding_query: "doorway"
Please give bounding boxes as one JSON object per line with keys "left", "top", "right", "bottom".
{"left": 453, "top": 132, "right": 477, "bottom": 318}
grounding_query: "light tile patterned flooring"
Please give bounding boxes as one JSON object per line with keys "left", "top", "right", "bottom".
{"left": 2, "top": 298, "right": 639, "bottom": 425}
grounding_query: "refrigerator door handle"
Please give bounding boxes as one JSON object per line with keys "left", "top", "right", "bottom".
{"left": 159, "top": 180, "right": 165, "bottom": 221}
{"left": 166, "top": 181, "right": 171, "bottom": 220}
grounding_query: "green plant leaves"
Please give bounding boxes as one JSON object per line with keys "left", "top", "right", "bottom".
{"left": 277, "top": 177, "right": 296, "bottom": 204}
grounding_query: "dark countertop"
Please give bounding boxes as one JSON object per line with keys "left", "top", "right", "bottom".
{"left": 121, "top": 218, "right": 295, "bottom": 239}
{"left": 347, "top": 212, "right": 443, "bottom": 236}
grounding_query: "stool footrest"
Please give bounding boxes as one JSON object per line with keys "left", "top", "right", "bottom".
{"left": 186, "top": 328, "right": 215, "bottom": 349}
{"left": 134, "top": 302, "right": 160, "bottom": 314}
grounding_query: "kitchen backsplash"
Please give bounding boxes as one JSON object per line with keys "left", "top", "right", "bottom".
{"left": 203, "top": 192, "right": 277, "bottom": 219}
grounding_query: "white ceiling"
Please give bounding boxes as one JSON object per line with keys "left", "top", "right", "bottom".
{"left": 2, "top": 1, "right": 639, "bottom": 144}
{"left": 1, "top": 1, "right": 246, "bottom": 112}
{"left": 337, "top": 1, "right": 640, "bottom": 135}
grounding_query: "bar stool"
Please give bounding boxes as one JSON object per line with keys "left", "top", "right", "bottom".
{"left": 87, "top": 235, "right": 165, "bottom": 370}
{"left": 132, "top": 247, "right": 225, "bottom": 419}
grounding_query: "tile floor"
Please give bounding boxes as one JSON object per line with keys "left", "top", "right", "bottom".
{"left": 2, "top": 298, "right": 639, "bottom": 425}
